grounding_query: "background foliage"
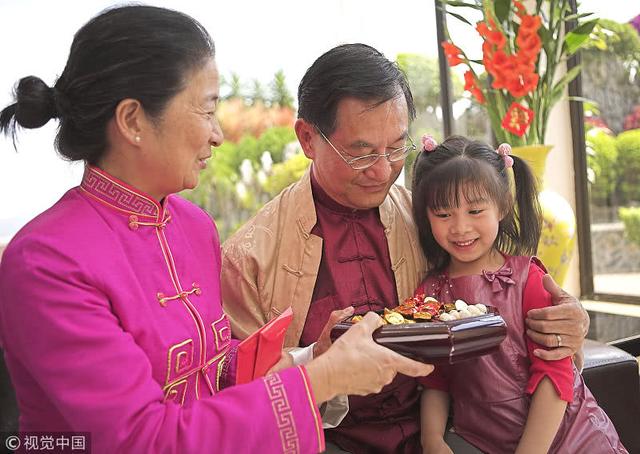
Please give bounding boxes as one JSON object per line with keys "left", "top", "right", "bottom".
{"left": 583, "top": 18, "right": 640, "bottom": 222}
{"left": 583, "top": 19, "right": 640, "bottom": 134}
{"left": 182, "top": 71, "right": 309, "bottom": 241}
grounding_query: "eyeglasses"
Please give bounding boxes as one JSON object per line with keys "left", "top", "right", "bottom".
{"left": 316, "top": 127, "right": 417, "bottom": 170}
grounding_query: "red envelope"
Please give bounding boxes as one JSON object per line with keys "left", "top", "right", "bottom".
{"left": 236, "top": 307, "right": 293, "bottom": 385}
{"left": 235, "top": 330, "right": 260, "bottom": 385}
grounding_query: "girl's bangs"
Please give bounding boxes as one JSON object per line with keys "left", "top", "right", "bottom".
{"left": 425, "top": 158, "right": 502, "bottom": 210}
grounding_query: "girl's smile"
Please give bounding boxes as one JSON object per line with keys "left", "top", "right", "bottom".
{"left": 427, "top": 189, "right": 504, "bottom": 277}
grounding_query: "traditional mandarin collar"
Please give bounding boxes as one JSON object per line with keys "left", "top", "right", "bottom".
{"left": 310, "top": 168, "right": 376, "bottom": 217}
{"left": 80, "top": 165, "right": 166, "bottom": 219}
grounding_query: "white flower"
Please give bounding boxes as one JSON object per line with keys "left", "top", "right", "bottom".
{"left": 257, "top": 170, "right": 267, "bottom": 185}
{"left": 260, "top": 151, "right": 273, "bottom": 173}
{"left": 240, "top": 159, "right": 254, "bottom": 185}
{"left": 235, "top": 181, "right": 247, "bottom": 200}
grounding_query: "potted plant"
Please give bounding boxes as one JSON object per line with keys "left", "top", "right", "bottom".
{"left": 439, "top": 0, "right": 598, "bottom": 284}
{"left": 440, "top": 0, "right": 597, "bottom": 146}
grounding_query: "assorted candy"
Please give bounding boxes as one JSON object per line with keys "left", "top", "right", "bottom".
{"left": 350, "top": 295, "right": 488, "bottom": 325}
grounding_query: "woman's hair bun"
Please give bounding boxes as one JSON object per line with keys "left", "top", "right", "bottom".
{"left": 14, "top": 76, "right": 57, "bottom": 129}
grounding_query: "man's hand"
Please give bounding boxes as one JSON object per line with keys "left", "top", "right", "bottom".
{"left": 313, "top": 306, "right": 355, "bottom": 358}
{"left": 525, "top": 274, "right": 589, "bottom": 361}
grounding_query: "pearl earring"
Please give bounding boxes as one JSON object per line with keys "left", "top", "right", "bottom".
{"left": 135, "top": 136, "right": 141, "bottom": 143}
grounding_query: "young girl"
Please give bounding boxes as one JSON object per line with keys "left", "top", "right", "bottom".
{"left": 411, "top": 135, "right": 627, "bottom": 454}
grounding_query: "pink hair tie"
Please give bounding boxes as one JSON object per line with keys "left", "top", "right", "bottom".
{"left": 497, "top": 143, "right": 513, "bottom": 168}
{"left": 421, "top": 134, "right": 438, "bottom": 152}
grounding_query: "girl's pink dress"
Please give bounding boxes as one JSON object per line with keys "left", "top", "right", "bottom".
{"left": 418, "top": 255, "right": 627, "bottom": 454}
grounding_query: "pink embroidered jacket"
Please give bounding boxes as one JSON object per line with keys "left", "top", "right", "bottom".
{"left": 0, "top": 166, "right": 324, "bottom": 453}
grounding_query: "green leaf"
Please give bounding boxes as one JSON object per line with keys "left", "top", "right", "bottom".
{"left": 494, "top": 0, "right": 510, "bottom": 24}
{"left": 567, "top": 96, "right": 595, "bottom": 104}
{"left": 564, "top": 19, "right": 599, "bottom": 55}
{"left": 538, "top": 25, "right": 553, "bottom": 60}
{"left": 563, "top": 12, "right": 595, "bottom": 22}
{"left": 552, "top": 64, "right": 582, "bottom": 92}
{"left": 570, "top": 18, "right": 599, "bottom": 36}
{"left": 548, "top": 85, "right": 565, "bottom": 109}
{"left": 438, "top": 0, "right": 482, "bottom": 8}
{"left": 446, "top": 10, "right": 474, "bottom": 26}
{"left": 547, "top": 65, "right": 582, "bottom": 108}
{"left": 538, "top": 24, "right": 552, "bottom": 45}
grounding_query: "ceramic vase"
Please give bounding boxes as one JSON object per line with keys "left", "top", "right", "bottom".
{"left": 512, "top": 145, "right": 576, "bottom": 285}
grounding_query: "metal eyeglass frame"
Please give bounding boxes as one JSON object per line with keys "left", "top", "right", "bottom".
{"left": 315, "top": 126, "right": 417, "bottom": 170}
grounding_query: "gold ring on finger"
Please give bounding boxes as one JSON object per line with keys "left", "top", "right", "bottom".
{"left": 555, "top": 333, "right": 562, "bottom": 348}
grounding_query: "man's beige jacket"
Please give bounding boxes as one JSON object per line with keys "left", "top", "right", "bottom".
{"left": 221, "top": 169, "right": 427, "bottom": 347}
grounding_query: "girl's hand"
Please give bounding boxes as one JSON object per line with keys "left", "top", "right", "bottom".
{"left": 305, "top": 312, "right": 434, "bottom": 403}
{"left": 422, "top": 437, "right": 453, "bottom": 454}
{"left": 525, "top": 274, "right": 589, "bottom": 361}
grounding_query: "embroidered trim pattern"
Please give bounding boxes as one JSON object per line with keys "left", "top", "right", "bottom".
{"left": 163, "top": 349, "right": 227, "bottom": 397}
{"left": 264, "top": 373, "right": 299, "bottom": 454}
{"left": 163, "top": 379, "right": 188, "bottom": 406}
{"left": 81, "top": 167, "right": 158, "bottom": 217}
{"left": 215, "top": 357, "right": 225, "bottom": 392}
{"left": 211, "top": 314, "right": 231, "bottom": 351}
{"left": 220, "top": 343, "right": 238, "bottom": 388}
{"left": 298, "top": 366, "right": 325, "bottom": 452}
{"left": 165, "top": 339, "right": 194, "bottom": 385}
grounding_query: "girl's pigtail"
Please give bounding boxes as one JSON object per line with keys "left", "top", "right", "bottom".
{"left": 511, "top": 154, "right": 543, "bottom": 255}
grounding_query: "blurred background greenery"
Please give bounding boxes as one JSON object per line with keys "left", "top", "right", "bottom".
{"left": 183, "top": 16, "right": 640, "bottom": 244}
{"left": 582, "top": 18, "right": 640, "bottom": 245}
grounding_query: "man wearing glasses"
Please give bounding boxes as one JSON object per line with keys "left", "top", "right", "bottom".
{"left": 221, "top": 43, "right": 588, "bottom": 453}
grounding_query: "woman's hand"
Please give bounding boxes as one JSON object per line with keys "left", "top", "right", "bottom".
{"left": 305, "top": 312, "right": 434, "bottom": 404}
{"left": 266, "top": 351, "right": 294, "bottom": 375}
{"left": 313, "top": 306, "right": 355, "bottom": 358}
{"left": 525, "top": 274, "right": 589, "bottom": 361}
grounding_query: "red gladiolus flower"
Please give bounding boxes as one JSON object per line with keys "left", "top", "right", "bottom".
{"left": 472, "top": 88, "right": 485, "bottom": 104}
{"left": 489, "top": 30, "right": 507, "bottom": 49}
{"left": 463, "top": 70, "right": 474, "bottom": 87}
{"left": 476, "top": 21, "right": 490, "bottom": 38}
{"left": 519, "top": 15, "right": 542, "bottom": 34}
{"left": 506, "top": 72, "right": 539, "bottom": 98}
{"left": 489, "top": 52, "right": 516, "bottom": 89}
{"left": 513, "top": 0, "right": 526, "bottom": 16}
{"left": 482, "top": 41, "right": 496, "bottom": 72}
{"left": 442, "top": 41, "right": 464, "bottom": 66}
{"left": 476, "top": 21, "right": 506, "bottom": 49}
{"left": 516, "top": 51, "right": 537, "bottom": 70}
{"left": 492, "top": 50, "right": 511, "bottom": 70}
{"left": 517, "top": 29, "right": 542, "bottom": 58}
{"left": 502, "top": 102, "right": 534, "bottom": 136}
{"left": 464, "top": 71, "right": 485, "bottom": 104}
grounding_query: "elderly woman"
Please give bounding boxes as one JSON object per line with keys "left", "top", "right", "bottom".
{"left": 0, "top": 6, "right": 432, "bottom": 453}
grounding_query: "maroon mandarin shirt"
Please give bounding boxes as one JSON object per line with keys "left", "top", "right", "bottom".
{"left": 299, "top": 171, "right": 421, "bottom": 454}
